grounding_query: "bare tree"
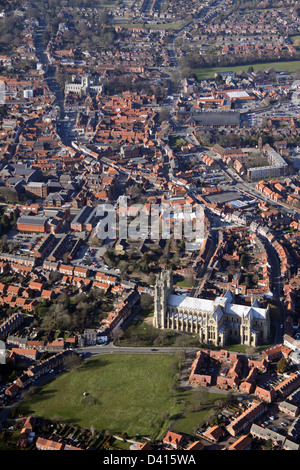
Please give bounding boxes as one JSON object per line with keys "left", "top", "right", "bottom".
{"left": 111, "top": 327, "right": 124, "bottom": 343}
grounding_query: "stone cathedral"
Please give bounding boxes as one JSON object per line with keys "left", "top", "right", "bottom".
{"left": 154, "top": 270, "right": 270, "bottom": 347}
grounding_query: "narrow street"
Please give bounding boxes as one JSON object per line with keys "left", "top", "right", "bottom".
{"left": 190, "top": 229, "right": 219, "bottom": 298}
{"left": 34, "top": 20, "right": 71, "bottom": 146}
{"left": 260, "top": 235, "right": 286, "bottom": 344}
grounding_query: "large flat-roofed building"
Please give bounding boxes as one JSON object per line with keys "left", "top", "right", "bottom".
{"left": 25, "top": 182, "right": 48, "bottom": 199}
{"left": 71, "top": 206, "right": 97, "bottom": 232}
{"left": 247, "top": 145, "right": 288, "bottom": 180}
{"left": 17, "top": 215, "right": 48, "bottom": 233}
{"left": 154, "top": 270, "right": 270, "bottom": 348}
{"left": 186, "top": 110, "right": 240, "bottom": 129}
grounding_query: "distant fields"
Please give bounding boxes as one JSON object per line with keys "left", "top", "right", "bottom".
{"left": 17, "top": 354, "right": 226, "bottom": 439}
{"left": 291, "top": 34, "right": 300, "bottom": 44}
{"left": 114, "top": 21, "right": 188, "bottom": 31}
{"left": 194, "top": 60, "right": 300, "bottom": 80}
{"left": 98, "top": 0, "right": 121, "bottom": 6}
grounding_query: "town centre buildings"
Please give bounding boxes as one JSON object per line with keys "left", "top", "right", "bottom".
{"left": 154, "top": 270, "right": 270, "bottom": 347}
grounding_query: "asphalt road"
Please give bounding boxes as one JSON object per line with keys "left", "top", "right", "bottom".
{"left": 261, "top": 236, "right": 286, "bottom": 344}
{"left": 34, "top": 21, "right": 72, "bottom": 146}
{"left": 76, "top": 344, "right": 199, "bottom": 357}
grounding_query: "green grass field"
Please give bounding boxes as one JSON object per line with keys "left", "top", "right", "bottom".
{"left": 115, "top": 21, "right": 188, "bottom": 31}
{"left": 18, "top": 355, "right": 182, "bottom": 439}
{"left": 291, "top": 34, "right": 300, "bottom": 45}
{"left": 194, "top": 60, "right": 300, "bottom": 80}
{"left": 17, "top": 354, "right": 226, "bottom": 440}
{"left": 175, "top": 279, "right": 193, "bottom": 287}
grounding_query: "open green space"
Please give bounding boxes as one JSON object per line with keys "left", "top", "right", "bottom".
{"left": 114, "top": 21, "right": 188, "bottom": 31}
{"left": 291, "top": 34, "right": 300, "bottom": 45}
{"left": 175, "top": 279, "right": 193, "bottom": 287}
{"left": 115, "top": 322, "right": 200, "bottom": 348}
{"left": 193, "top": 60, "right": 300, "bottom": 80}
{"left": 17, "top": 354, "right": 227, "bottom": 440}
{"left": 98, "top": 0, "right": 121, "bottom": 5}
{"left": 172, "top": 390, "right": 228, "bottom": 435}
{"left": 169, "top": 136, "right": 187, "bottom": 148}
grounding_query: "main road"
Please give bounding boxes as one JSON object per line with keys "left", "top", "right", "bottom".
{"left": 76, "top": 344, "right": 198, "bottom": 357}
{"left": 34, "top": 19, "right": 72, "bottom": 146}
{"left": 163, "top": 0, "right": 231, "bottom": 90}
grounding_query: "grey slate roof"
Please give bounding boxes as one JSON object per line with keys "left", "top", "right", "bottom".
{"left": 17, "top": 215, "right": 47, "bottom": 226}
{"left": 186, "top": 110, "right": 240, "bottom": 127}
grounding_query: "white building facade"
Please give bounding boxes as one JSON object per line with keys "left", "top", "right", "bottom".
{"left": 154, "top": 270, "right": 270, "bottom": 347}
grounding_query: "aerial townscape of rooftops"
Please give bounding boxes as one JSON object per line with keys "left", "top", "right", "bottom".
{"left": 1, "top": 0, "right": 300, "bottom": 457}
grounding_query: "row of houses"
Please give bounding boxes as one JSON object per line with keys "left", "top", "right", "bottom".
{"left": 4, "top": 350, "right": 74, "bottom": 398}
{"left": 0, "top": 312, "right": 23, "bottom": 341}
{"left": 6, "top": 336, "right": 68, "bottom": 355}
{"left": 250, "top": 423, "right": 299, "bottom": 450}
{"left": 189, "top": 345, "right": 300, "bottom": 404}
{"left": 18, "top": 414, "right": 84, "bottom": 450}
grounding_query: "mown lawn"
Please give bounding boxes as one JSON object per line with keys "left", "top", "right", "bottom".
{"left": 194, "top": 60, "right": 300, "bottom": 80}
{"left": 175, "top": 279, "right": 193, "bottom": 287}
{"left": 115, "top": 21, "right": 188, "bottom": 30}
{"left": 291, "top": 34, "right": 300, "bottom": 44}
{"left": 17, "top": 354, "right": 226, "bottom": 440}
{"left": 17, "top": 355, "right": 182, "bottom": 439}
{"left": 172, "top": 391, "right": 227, "bottom": 435}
